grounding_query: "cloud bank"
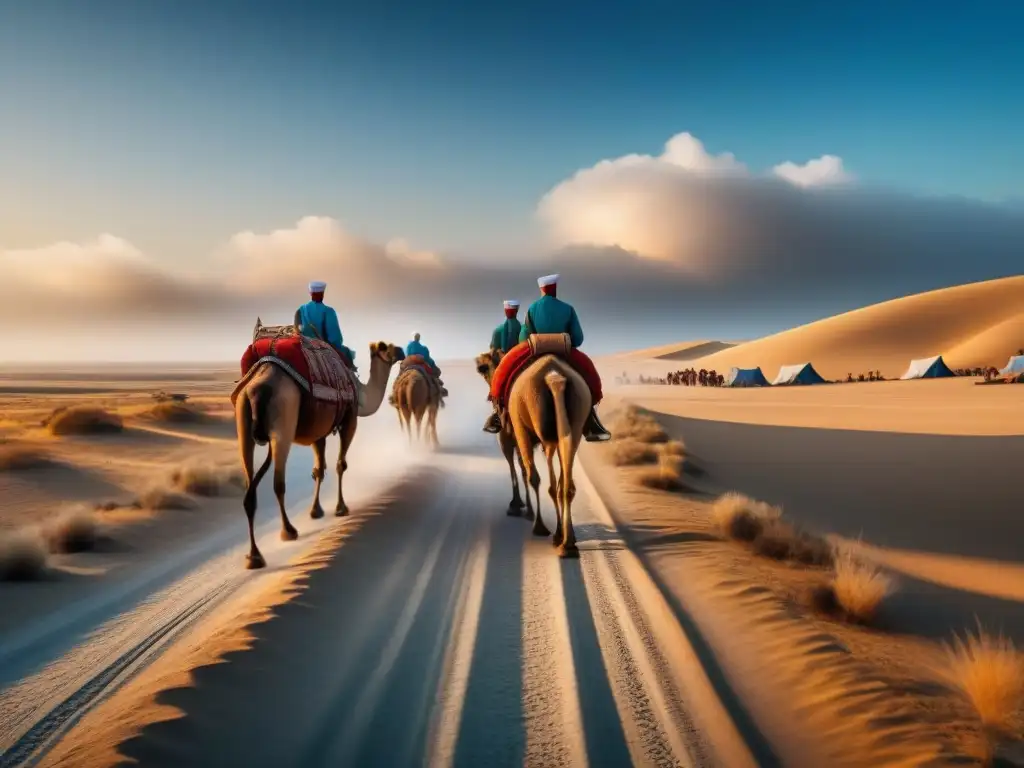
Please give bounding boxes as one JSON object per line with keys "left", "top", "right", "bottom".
{"left": 4, "top": 131, "right": 1023, "bottom": 358}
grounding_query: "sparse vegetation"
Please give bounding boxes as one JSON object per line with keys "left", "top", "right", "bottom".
{"left": 0, "top": 442, "right": 56, "bottom": 471}
{"left": 610, "top": 405, "right": 669, "bottom": 444}
{"left": 44, "top": 406, "right": 123, "bottom": 436}
{"left": 610, "top": 438, "right": 660, "bottom": 466}
{"left": 143, "top": 401, "right": 210, "bottom": 424}
{"left": 151, "top": 391, "right": 190, "bottom": 403}
{"left": 943, "top": 626, "right": 1024, "bottom": 742}
{"left": 753, "top": 518, "right": 834, "bottom": 567}
{"left": 138, "top": 486, "right": 198, "bottom": 510}
{"left": 812, "top": 551, "right": 894, "bottom": 623}
{"left": 43, "top": 507, "right": 100, "bottom": 554}
{"left": 712, "top": 492, "right": 781, "bottom": 542}
{"left": 0, "top": 529, "right": 48, "bottom": 581}
{"left": 171, "top": 463, "right": 245, "bottom": 497}
{"left": 636, "top": 452, "right": 687, "bottom": 491}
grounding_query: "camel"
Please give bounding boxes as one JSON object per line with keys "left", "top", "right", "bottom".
{"left": 475, "top": 350, "right": 526, "bottom": 516}
{"left": 234, "top": 337, "right": 405, "bottom": 569}
{"left": 391, "top": 367, "right": 441, "bottom": 448}
{"left": 477, "top": 341, "right": 588, "bottom": 556}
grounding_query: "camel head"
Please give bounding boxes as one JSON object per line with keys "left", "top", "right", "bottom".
{"left": 369, "top": 341, "right": 405, "bottom": 367}
{"left": 474, "top": 349, "right": 503, "bottom": 384}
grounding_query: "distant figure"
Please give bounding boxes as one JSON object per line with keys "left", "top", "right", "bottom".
{"left": 490, "top": 300, "right": 522, "bottom": 353}
{"left": 294, "top": 281, "right": 356, "bottom": 368}
{"left": 405, "top": 333, "right": 447, "bottom": 397}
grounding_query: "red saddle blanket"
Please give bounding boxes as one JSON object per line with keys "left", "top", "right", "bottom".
{"left": 489, "top": 336, "right": 603, "bottom": 407}
{"left": 232, "top": 335, "right": 357, "bottom": 416}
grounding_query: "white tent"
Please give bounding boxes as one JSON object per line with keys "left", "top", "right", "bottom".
{"left": 899, "top": 355, "right": 955, "bottom": 380}
{"left": 1000, "top": 355, "right": 1024, "bottom": 375}
{"left": 772, "top": 363, "right": 827, "bottom": 386}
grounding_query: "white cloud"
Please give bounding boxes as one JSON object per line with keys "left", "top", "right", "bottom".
{"left": 660, "top": 132, "right": 747, "bottom": 175}
{"left": 772, "top": 154, "right": 852, "bottom": 187}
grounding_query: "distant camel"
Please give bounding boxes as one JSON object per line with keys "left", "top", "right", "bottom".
{"left": 478, "top": 336, "right": 588, "bottom": 557}
{"left": 233, "top": 332, "right": 404, "bottom": 569}
{"left": 475, "top": 349, "right": 526, "bottom": 516}
{"left": 391, "top": 365, "right": 441, "bottom": 449}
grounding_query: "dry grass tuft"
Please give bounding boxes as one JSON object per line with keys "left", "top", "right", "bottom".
{"left": 0, "top": 530, "right": 48, "bottom": 581}
{"left": 44, "top": 406, "right": 123, "bottom": 436}
{"left": 0, "top": 442, "right": 56, "bottom": 471}
{"left": 610, "top": 439, "right": 660, "bottom": 466}
{"left": 712, "top": 492, "right": 781, "bottom": 542}
{"left": 661, "top": 439, "right": 686, "bottom": 458}
{"left": 942, "top": 625, "right": 1024, "bottom": 746}
{"left": 813, "top": 552, "right": 894, "bottom": 624}
{"left": 171, "top": 463, "right": 245, "bottom": 497}
{"left": 138, "top": 486, "right": 199, "bottom": 511}
{"left": 753, "top": 518, "right": 834, "bottom": 567}
{"left": 143, "top": 402, "right": 210, "bottom": 424}
{"left": 43, "top": 507, "right": 100, "bottom": 554}
{"left": 636, "top": 453, "right": 687, "bottom": 492}
{"left": 611, "top": 405, "right": 669, "bottom": 444}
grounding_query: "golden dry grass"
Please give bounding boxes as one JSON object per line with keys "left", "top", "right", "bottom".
{"left": 43, "top": 507, "right": 100, "bottom": 554}
{"left": 711, "top": 492, "right": 781, "bottom": 542}
{"left": 137, "top": 486, "right": 199, "bottom": 511}
{"left": 813, "top": 552, "right": 895, "bottom": 624}
{"left": 171, "top": 463, "right": 245, "bottom": 497}
{"left": 142, "top": 402, "right": 211, "bottom": 424}
{"left": 753, "top": 518, "right": 834, "bottom": 567}
{"left": 0, "top": 442, "right": 56, "bottom": 471}
{"left": 0, "top": 529, "right": 48, "bottom": 581}
{"left": 611, "top": 405, "right": 670, "bottom": 444}
{"left": 610, "top": 438, "right": 660, "bottom": 466}
{"left": 44, "top": 406, "right": 123, "bottom": 436}
{"left": 636, "top": 453, "right": 687, "bottom": 492}
{"left": 942, "top": 625, "right": 1024, "bottom": 741}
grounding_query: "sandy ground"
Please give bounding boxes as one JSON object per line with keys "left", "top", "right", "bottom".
{"left": 5, "top": 371, "right": 754, "bottom": 768}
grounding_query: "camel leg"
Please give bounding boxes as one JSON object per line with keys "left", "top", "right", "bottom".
{"left": 499, "top": 431, "right": 524, "bottom": 515}
{"left": 414, "top": 407, "right": 424, "bottom": 442}
{"left": 558, "top": 439, "right": 580, "bottom": 558}
{"left": 271, "top": 433, "right": 298, "bottom": 541}
{"left": 428, "top": 404, "right": 440, "bottom": 449}
{"left": 518, "top": 442, "right": 535, "bottom": 521}
{"left": 238, "top": 394, "right": 271, "bottom": 569}
{"left": 546, "top": 447, "right": 563, "bottom": 545}
{"left": 515, "top": 432, "right": 548, "bottom": 536}
{"left": 308, "top": 437, "right": 327, "bottom": 519}
{"left": 335, "top": 415, "right": 357, "bottom": 516}
{"left": 552, "top": 465, "right": 565, "bottom": 548}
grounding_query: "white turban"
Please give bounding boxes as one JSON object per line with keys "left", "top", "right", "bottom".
{"left": 309, "top": 280, "right": 327, "bottom": 293}
{"left": 537, "top": 274, "right": 559, "bottom": 287}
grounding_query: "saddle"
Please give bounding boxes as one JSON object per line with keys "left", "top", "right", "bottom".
{"left": 491, "top": 332, "right": 574, "bottom": 408}
{"left": 232, "top": 333, "right": 359, "bottom": 446}
{"left": 527, "top": 333, "right": 573, "bottom": 359}
{"left": 396, "top": 355, "right": 444, "bottom": 402}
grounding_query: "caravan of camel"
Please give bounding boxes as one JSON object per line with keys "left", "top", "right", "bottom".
{"left": 231, "top": 300, "right": 595, "bottom": 569}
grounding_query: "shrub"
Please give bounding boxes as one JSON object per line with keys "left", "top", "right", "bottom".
{"left": 171, "top": 463, "right": 245, "bottom": 497}
{"left": 44, "top": 406, "right": 123, "bottom": 436}
{"left": 0, "top": 530, "right": 48, "bottom": 581}
{"left": 43, "top": 507, "right": 99, "bottom": 554}
{"left": 711, "top": 492, "right": 781, "bottom": 542}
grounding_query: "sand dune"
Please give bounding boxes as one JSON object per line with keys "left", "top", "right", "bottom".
{"left": 657, "top": 275, "right": 1024, "bottom": 380}
{"left": 620, "top": 340, "right": 739, "bottom": 361}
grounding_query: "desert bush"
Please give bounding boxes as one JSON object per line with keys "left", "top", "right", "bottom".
{"left": 171, "top": 463, "right": 245, "bottom": 497}
{"left": 0, "top": 442, "right": 55, "bottom": 471}
{"left": 753, "top": 518, "right": 834, "bottom": 567}
{"left": 138, "top": 486, "right": 198, "bottom": 510}
{"left": 610, "top": 439, "right": 660, "bottom": 466}
{"left": 0, "top": 529, "right": 48, "bottom": 581}
{"left": 43, "top": 507, "right": 100, "bottom": 554}
{"left": 611, "top": 405, "right": 669, "bottom": 444}
{"left": 941, "top": 624, "right": 1024, "bottom": 763}
{"left": 144, "top": 402, "right": 209, "bottom": 424}
{"left": 636, "top": 453, "right": 687, "bottom": 492}
{"left": 661, "top": 439, "right": 686, "bottom": 458}
{"left": 44, "top": 406, "right": 123, "bottom": 436}
{"left": 712, "top": 492, "right": 781, "bottom": 542}
{"left": 812, "top": 552, "right": 894, "bottom": 623}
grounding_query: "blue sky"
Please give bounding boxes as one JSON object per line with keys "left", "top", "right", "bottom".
{"left": 1, "top": 0, "right": 1022, "bottom": 361}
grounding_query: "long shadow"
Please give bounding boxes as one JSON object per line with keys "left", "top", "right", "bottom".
{"left": 654, "top": 413, "right": 1024, "bottom": 563}
{"left": 117, "top": 473, "right": 454, "bottom": 767}
{"left": 579, "top": 449, "right": 781, "bottom": 767}
{"left": 559, "top": 559, "right": 633, "bottom": 768}
{"left": 452, "top": 518, "right": 526, "bottom": 768}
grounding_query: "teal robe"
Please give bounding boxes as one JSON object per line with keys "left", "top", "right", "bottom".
{"left": 519, "top": 295, "right": 584, "bottom": 348}
{"left": 295, "top": 300, "right": 354, "bottom": 363}
{"left": 406, "top": 339, "right": 436, "bottom": 369}
{"left": 490, "top": 317, "right": 522, "bottom": 353}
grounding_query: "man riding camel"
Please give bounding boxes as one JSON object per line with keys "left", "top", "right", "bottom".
{"left": 482, "top": 274, "right": 611, "bottom": 442}
{"left": 405, "top": 332, "right": 448, "bottom": 398}
{"left": 490, "top": 300, "right": 522, "bottom": 353}
{"left": 295, "top": 281, "right": 356, "bottom": 368}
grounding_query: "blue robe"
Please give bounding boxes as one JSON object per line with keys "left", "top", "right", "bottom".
{"left": 406, "top": 339, "right": 436, "bottom": 369}
{"left": 490, "top": 317, "right": 522, "bottom": 353}
{"left": 295, "top": 300, "right": 354, "bottom": 364}
{"left": 519, "top": 295, "right": 584, "bottom": 348}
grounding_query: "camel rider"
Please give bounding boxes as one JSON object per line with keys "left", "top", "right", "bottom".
{"left": 482, "top": 273, "right": 611, "bottom": 442}
{"left": 490, "top": 300, "right": 522, "bottom": 353}
{"left": 406, "top": 333, "right": 448, "bottom": 397}
{"left": 295, "top": 281, "right": 356, "bottom": 368}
